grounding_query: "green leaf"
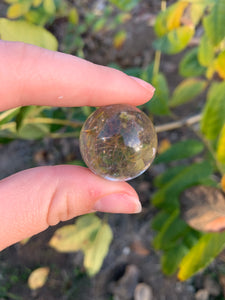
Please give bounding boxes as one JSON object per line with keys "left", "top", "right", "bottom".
{"left": 68, "top": 8, "right": 79, "bottom": 25}
{"left": 178, "top": 231, "right": 225, "bottom": 280}
{"left": 198, "top": 34, "right": 214, "bottom": 67}
{"left": 43, "top": 0, "right": 56, "bottom": 14}
{"left": 93, "top": 18, "right": 107, "bottom": 32}
{"left": 203, "top": 0, "right": 225, "bottom": 46}
{"left": 153, "top": 210, "right": 188, "bottom": 251}
{"left": 84, "top": 222, "right": 113, "bottom": 276}
{"left": 154, "top": 139, "right": 204, "bottom": 164}
{"left": 7, "top": 2, "right": 31, "bottom": 19}
{"left": 152, "top": 161, "right": 213, "bottom": 211}
{"left": 32, "top": 0, "right": 43, "bottom": 7}
{"left": 189, "top": 2, "right": 207, "bottom": 25}
{"left": 153, "top": 26, "right": 194, "bottom": 54}
{"left": 162, "top": 244, "right": 189, "bottom": 275}
{"left": 67, "top": 160, "right": 86, "bottom": 167}
{"left": 49, "top": 215, "right": 113, "bottom": 276}
{"left": 217, "top": 123, "right": 225, "bottom": 164}
{"left": 18, "top": 123, "right": 50, "bottom": 139}
{"left": 151, "top": 210, "right": 170, "bottom": 231}
{"left": 147, "top": 73, "right": 170, "bottom": 115}
{"left": 4, "top": 0, "right": 20, "bottom": 3}
{"left": 169, "top": 79, "right": 207, "bottom": 107}
{"left": 0, "top": 137, "right": 14, "bottom": 144}
{"left": 0, "top": 107, "right": 20, "bottom": 126}
{"left": 154, "top": 1, "right": 189, "bottom": 37}
{"left": 183, "top": 230, "right": 202, "bottom": 248}
{"left": 108, "top": 0, "right": 140, "bottom": 11}
{"left": 0, "top": 18, "right": 58, "bottom": 50}
{"left": 179, "top": 48, "right": 206, "bottom": 77}
{"left": 124, "top": 67, "right": 142, "bottom": 78}
{"left": 49, "top": 215, "right": 101, "bottom": 252}
{"left": 15, "top": 106, "right": 35, "bottom": 131}
{"left": 201, "top": 81, "right": 225, "bottom": 139}
{"left": 25, "top": 9, "right": 50, "bottom": 26}
{"left": 154, "top": 165, "right": 188, "bottom": 188}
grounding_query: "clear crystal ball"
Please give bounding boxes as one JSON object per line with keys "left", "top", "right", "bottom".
{"left": 79, "top": 104, "right": 157, "bottom": 181}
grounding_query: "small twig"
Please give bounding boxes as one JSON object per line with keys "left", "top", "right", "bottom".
{"left": 155, "top": 113, "right": 202, "bottom": 133}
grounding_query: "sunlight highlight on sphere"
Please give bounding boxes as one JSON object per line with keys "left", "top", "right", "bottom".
{"left": 79, "top": 104, "right": 157, "bottom": 181}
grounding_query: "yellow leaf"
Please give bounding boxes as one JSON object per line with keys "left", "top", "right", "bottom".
{"left": 7, "top": 3, "right": 30, "bottom": 19}
{"left": 117, "top": 12, "right": 131, "bottom": 23}
{"left": 28, "top": 267, "right": 50, "bottom": 290}
{"left": 189, "top": 2, "right": 206, "bottom": 25}
{"left": 113, "top": 30, "right": 127, "bottom": 49}
{"left": 217, "top": 123, "right": 225, "bottom": 164}
{"left": 0, "top": 18, "right": 58, "bottom": 51}
{"left": 155, "top": 1, "right": 189, "bottom": 37}
{"left": 4, "top": 0, "right": 18, "bottom": 4}
{"left": 84, "top": 223, "right": 113, "bottom": 276}
{"left": 20, "top": 237, "right": 30, "bottom": 245}
{"left": 32, "top": 0, "right": 43, "bottom": 7}
{"left": 215, "top": 50, "right": 225, "bottom": 79}
{"left": 68, "top": 8, "right": 79, "bottom": 25}
{"left": 49, "top": 215, "right": 113, "bottom": 276}
{"left": 221, "top": 175, "right": 225, "bottom": 192}
{"left": 158, "top": 139, "right": 171, "bottom": 154}
{"left": 49, "top": 215, "right": 101, "bottom": 252}
{"left": 43, "top": 0, "right": 56, "bottom": 14}
{"left": 167, "top": 2, "right": 189, "bottom": 31}
{"left": 206, "top": 60, "right": 216, "bottom": 79}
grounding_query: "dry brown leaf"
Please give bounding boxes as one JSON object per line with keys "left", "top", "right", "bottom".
{"left": 180, "top": 186, "right": 225, "bottom": 232}
{"left": 130, "top": 240, "right": 150, "bottom": 256}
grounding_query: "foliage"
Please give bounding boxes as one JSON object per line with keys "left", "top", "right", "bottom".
{"left": 49, "top": 215, "right": 113, "bottom": 276}
{"left": 1, "top": 0, "right": 225, "bottom": 283}
{"left": 151, "top": 0, "right": 225, "bottom": 280}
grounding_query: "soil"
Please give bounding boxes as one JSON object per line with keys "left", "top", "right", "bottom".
{"left": 0, "top": 1, "right": 225, "bottom": 300}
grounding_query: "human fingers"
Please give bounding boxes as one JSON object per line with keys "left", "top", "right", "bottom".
{"left": 0, "top": 41, "right": 155, "bottom": 111}
{"left": 0, "top": 165, "right": 141, "bottom": 251}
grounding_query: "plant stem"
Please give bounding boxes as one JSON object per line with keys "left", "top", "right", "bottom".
{"left": 153, "top": 50, "right": 161, "bottom": 77}
{"left": 152, "top": 0, "right": 166, "bottom": 77}
{"left": 161, "top": 0, "right": 167, "bottom": 11}
{"left": 48, "top": 132, "right": 80, "bottom": 139}
{"left": 26, "top": 117, "right": 83, "bottom": 128}
{"left": 155, "top": 113, "right": 201, "bottom": 133}
{"left": 0, "top": 118, "right": 83, "bottom": 131}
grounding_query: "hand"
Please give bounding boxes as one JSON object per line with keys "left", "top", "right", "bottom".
{"left": 0, "top": 41, "right": 155, "bottom": 251}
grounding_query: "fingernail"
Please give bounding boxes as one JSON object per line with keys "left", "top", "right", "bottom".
{"left": 93, "top": 193, "right": 142, "bottom": 214}
{"left": 130, "top": 76, "right": 155, "bottom": 94}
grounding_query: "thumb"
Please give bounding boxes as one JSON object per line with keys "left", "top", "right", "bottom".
{"left": 0, "top": 165, "right": 141, "bottom": 251}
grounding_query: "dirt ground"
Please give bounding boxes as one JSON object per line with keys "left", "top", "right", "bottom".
{"left": 0, "top": 1, "right": 225, "bottom": 299}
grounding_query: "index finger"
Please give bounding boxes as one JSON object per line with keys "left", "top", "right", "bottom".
{"left": 0, "top": 41, "right": 155, "bottom": 111}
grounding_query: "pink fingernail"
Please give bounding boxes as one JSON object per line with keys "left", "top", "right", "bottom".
{"left": 93, "top": 193, "right": 142, "bottom": 214}
{"left": 130, "top": 76, "right": 155, "bottom": 93}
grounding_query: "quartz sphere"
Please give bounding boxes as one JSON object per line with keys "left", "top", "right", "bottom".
{"left": 79, "top": 104, "right": 157, "bottom": 181}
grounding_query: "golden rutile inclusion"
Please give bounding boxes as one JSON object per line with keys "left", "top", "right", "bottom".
{"left": 79, "top": 104, "right": 157, "bottom": 181}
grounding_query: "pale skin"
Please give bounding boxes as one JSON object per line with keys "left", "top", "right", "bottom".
{"left": 0, "top": 41, "right": 155, "bottom": 251}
